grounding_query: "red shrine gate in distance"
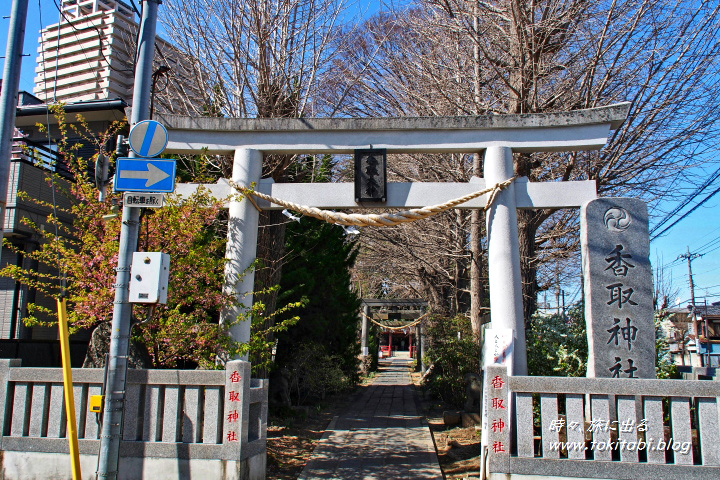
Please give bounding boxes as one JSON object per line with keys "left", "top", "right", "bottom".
{"left": 360, "top": 298, "right": 427, "bottom": 363}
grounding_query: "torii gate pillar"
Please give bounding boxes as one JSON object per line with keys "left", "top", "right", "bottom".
{"left": 485, "top": 146, "right": 526, "bottom": 376}
{"left": 219, "top": 148, "right": 262, "bottom": 360}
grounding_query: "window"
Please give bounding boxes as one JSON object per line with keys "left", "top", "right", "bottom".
{"left": 707, "top": 320, "right": 720, "bottom": 340}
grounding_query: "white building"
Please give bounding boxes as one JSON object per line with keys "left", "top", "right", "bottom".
{"left": 34, "top": 0, "right": 137, "bottom": 103}
{"left": 33, "top": 0, "right": 198, "bottom": 114}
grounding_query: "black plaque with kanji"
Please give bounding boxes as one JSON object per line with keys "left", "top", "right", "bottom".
{"left": 354, "top": 149, "right": 387, "bottom": 203}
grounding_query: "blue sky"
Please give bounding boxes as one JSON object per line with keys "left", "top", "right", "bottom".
{"left": 2, "top": 0, "right": 719, "bottom": 309}
{"left": 648, "top": 186, "right": 720, "bottom": 309}
{"left": 1, "top": 0, "right": 388, "bottom": 93}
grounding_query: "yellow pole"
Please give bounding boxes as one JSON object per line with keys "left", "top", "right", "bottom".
{"left": 57, "top": 297, "right": 82, "bottom": 480}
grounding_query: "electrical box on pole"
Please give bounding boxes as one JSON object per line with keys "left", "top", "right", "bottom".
{"left": 354, "top": 149, "right": 387, "bottom": 203}
{"left": 129, "top": 252, "right": 170, "bottom": 304}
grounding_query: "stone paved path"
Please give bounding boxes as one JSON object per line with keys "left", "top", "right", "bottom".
{"left": 298, "top": 356, "right": 443, "bottom": 480}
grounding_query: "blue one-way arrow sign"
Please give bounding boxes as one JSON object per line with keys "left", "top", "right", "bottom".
{"left": 114, "top": 158, "right": 176, "bottom": 193}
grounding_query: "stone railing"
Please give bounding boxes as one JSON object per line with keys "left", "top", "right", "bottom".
{"left": 485, "top": 365, "right": 720, "bottom": 480}
{"left": 0, "top": 359, "right": 268, "bottom": 480}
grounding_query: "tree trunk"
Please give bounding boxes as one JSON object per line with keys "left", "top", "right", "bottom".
{"left": 469, "top": 152, "right": 486, "bottom": 339}
{"left": 418, "top": 266, "right": 449, "bottom": 316}
{"left": 254, "top": 209, "right": 287, "bottom": 313}
{"left": 517, "top": 211, "right": 538, "bottom": 328}
{"left": 83, "top": 321, "right": 152, "bottom": 368}
{"left": 252, "top": 209, "right": 287, "bottom": 377}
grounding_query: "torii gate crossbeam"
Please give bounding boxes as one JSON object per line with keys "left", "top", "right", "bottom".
{"left": 157, "top": 103, "right": 630, "bottom": 376}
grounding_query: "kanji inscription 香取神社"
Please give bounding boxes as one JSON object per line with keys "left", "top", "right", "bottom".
{"left": 582, "top": 198, "right": 656, "bottom": 379}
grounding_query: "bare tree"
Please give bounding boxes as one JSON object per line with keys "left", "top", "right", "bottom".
{"left": 328, "top": 0, "right": 720, "bottom": 329}
{"left": 160, "top": 0, "right": 353, "bottom": 366}
{"left": 320, "top": 10, "right": 494, "bottom": 321}
{"left": 352, "top": 152, "right": 477, "bottom": 316}
{"left": 162, "top": 0, "right": 347, "bottom": 115}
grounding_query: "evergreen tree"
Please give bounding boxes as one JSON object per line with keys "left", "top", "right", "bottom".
{"left": 275, "top": 216, "right": 361, "bottom": 380}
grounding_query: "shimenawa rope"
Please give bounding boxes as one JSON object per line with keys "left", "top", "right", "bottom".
{"left": 360, "top": 310, "right": 430, "bottom": 331}
{"left": 228, "top": 177, "right": 517, "bottom": 228}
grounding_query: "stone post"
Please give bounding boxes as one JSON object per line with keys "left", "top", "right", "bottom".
{"left": 484, "top": 365, "right": 510, "bottom": 474}
{"left": 420, "top": 309, "right": 427, "bottom": 372}
{"left": 484, "top": 146, "right": 527, "bottom": 375}
{"left": 415, "top": 324, "right": 422, "bottom": 370}
{"left": 0, "top": 359, "right": 20, "bottom": 429}
{"left": 224, "top": 360, "right": 251, "bottom": 459}
{"left": 359, "top": 304, "right": 370, "bottom": 373}
{"left": 220, "top": 149, "right": 262, "bottom": 359}
{"left": 582, "top": 197, "right": 655, "bottom": 378}
{"left": 361, "top": 304, "right": 369, "bottom": 357}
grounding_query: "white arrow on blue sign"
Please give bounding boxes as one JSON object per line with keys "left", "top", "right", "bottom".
{"left": 128, "top": 120, "right": 168, "bottom": 157}
{"left": 114, "top": 158, "right": 176, "bottom": 193}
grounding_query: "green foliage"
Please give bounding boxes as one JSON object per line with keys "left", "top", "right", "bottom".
{"left": 232, "top": 284, "right": 304, "bottom": 376}
{"left": 0, "top": 106, "right": 298, "bottom": 368}
{"left": 526, "top": 304, "right": 588, "bottom": 377}
{"left": 1, "top": 105, "right": 126, "bottom": 329}
{"left": 284, "top": 342, "right": 352, "bottom": 405}
{"left": 274, "top": 155, "right": 361, "bottom": 384}
{"left": 526, "top": 303, "right": 681, "bottom": 379}
{"left": 275, "top": 216, "right": 361, "bottom": 381}
{"left": 422, "top": 314, "right": 481, "bottom": 408}
{"left": 367, "top": 323, "right": 380, "bottom": 372}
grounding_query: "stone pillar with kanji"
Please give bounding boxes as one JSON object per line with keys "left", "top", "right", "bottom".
{"left": 485, "top": 365, "right": 510, "bottom": 473}
{"left": 582, "top": 198, "right": 656, "bottom": 378}
{"left": 224, "top": 360, "right": 251, "bottom": 458}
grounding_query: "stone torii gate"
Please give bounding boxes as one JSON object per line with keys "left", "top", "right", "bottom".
{"left": 160, "top": 103, "right": 629, "bottom": 376}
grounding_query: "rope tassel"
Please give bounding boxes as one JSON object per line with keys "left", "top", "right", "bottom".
{"left": 228, "top": 177, "right": 517, "bottom": 228}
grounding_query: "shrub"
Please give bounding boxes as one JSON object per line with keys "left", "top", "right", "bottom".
{"left": 284, "top": 342, "right": 351, "bottom": 405}
{"left": 526, "top": 304, "right": 587, "bottom": 377}
{"left": 422, "top": 314, "right": 481, "bottom": 408}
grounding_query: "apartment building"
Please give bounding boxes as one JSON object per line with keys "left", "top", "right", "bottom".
{"left": 33, "top": 0, "right": 197, "bottom": 114}
{"left": 33, "top": 0, "right": 136, "bottom": 103}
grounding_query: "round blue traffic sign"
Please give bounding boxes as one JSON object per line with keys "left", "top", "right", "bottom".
{"left": 129, "top": 120, "right": 168, "bottom": 157}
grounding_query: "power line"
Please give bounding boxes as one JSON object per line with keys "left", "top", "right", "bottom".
{"left": 656, "top": 229, "right": 720, "bottom": 272}
{"left": 696, "top": 237, "right": 720, "bottom": 257}
{"left": 650, "top": 164, "right": 720, "bottom": 235}
{"left": 651, "top": 183, "right": 720, "bottom": 241}
{"left": 693, "top": 231, "right": 720, "bottom": 252}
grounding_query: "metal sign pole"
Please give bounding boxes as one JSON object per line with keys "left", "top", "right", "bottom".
{"left": 0, "top": 0, "right": 29, "bottom": 262}
{"left": 96, "top": 1, "right": 160, "bottom": 478}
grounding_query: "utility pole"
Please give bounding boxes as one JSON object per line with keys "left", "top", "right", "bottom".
{"left": 96, "top": 1, "right": 160, "bottom": 478}
{"left": 678, "top": 247, "right": 703, "bottom": 367}
{"left": 556, "top": 288, "right": 561, "bottom": 316}
{"left": 555, "top": 266, "right": 560, "bottom": 316}
{"left": 0, "top": 0, "right": 29, "bottom": 260}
